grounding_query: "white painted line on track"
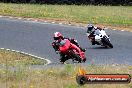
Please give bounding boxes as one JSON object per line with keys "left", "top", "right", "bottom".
{"left": 15, "top": 50, "right": 20, "bottom": 53}
{"left": 0, "top": 48, "right": 51, "bottom": 65}
{"left": 20, "top": 52, "right": 26, "bottom": 54}
{"left": 52, "top": 22, "right": 55, "bottom": 23}
{"left": 24, "top": 20, "right": 49, "bottom": 24}
{"left": 34, "top": 20, "right": 38, "bottom": 22}
{"left": 121, "top": 30, "right": 124, "bottom": 31}
{"left": 0, "top": 48, "right": 5, "bottom": 49}
{"left": 6, "top": 49, "right": 10, "bottom": 51}
{"left": 23, "top": 52, "right": 29, "bottom": 55}
{"left": 0, "top": 15, "right": 131, "bottom": 33}
{"left": 18, "top": 17, "right": 22, "bottom": 19}
{"left": 11, "top": 50, "right": 16, "bottom": 52}
{"left": 59, "top": 23, "right": 62, "bottom": 24}
{"left": 9, "top": 17, "right": 13, "bottom": 19}
{"left": 27, "top": 19, "right": 30, "bottom": 21}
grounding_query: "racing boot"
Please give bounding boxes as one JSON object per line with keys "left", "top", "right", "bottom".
{"left": 59, "top": 56, "right": 69, "bottom": 64}
{"left": 91, "top": 41, "right": 96, "bottom": 45}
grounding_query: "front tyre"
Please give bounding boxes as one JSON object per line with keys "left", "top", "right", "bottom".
{"left": 102, "top": 38, "right": 113, "bottom": 48}
{"left": 107, "top": 42, "right": 113, "bottom": 48}
{"left": 83, "top": 58, "right": 86, "bottom": 62}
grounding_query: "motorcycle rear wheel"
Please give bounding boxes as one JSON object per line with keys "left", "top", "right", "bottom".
{"left": 70, "top": 50, "right": 82, "bottom": 63}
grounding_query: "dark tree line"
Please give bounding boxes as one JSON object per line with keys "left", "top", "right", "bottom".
{"left": 0, "top": 0, "right": 132, "bottom": 5}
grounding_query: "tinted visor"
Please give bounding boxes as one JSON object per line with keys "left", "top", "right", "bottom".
{"left": 88, "top": 27, "right": 93, "bottom": 31}
{"left": 54, "top": 37, "right": 60, "bottom": 40}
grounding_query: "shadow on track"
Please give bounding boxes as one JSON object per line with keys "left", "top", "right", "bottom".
{"left": 86, "top": 46, "right": 110, "bottom": 49}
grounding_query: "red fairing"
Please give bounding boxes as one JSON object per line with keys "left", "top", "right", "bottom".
{"left": 70, "top": 43, "right": 81, "bottom": 53}
{"left": 80, "top": 52, "right": 85, "bottom": 60}
{"left": 71, "top": 43, "right": 85, "bottom": 59}
{"left": 59, "top": 39, "right": 85, "bottom": 61}
{"left": 70, "top": 43, "right": 85, "bottom": 60}
{"left": 59, "top": 39, "right": 71, "bottom": 52}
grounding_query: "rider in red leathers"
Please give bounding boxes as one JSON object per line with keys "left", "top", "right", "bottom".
{"left": 52, "top": 32, "right": 86, "bottom": 63}
{"left": 86, "top": 24, "right": 103, "bottom": 45}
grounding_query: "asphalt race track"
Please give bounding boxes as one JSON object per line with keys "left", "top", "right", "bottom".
{"left": 0, "top": 17, "right": 132, "bottom": 65}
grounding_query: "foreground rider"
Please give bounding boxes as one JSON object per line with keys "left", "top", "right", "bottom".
{"left": 86, "top": 24, "right": 103, "bottom": 45}
{"left": 52, "top": 32, "right": 85, "bottom": 63}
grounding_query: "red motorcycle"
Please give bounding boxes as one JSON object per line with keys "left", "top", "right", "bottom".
{"left": 59, "top": 39, "right": 86, "bottom": 63}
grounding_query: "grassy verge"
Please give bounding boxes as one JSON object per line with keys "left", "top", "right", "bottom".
{"left": 0, "top": 64, "right": 132, "bottom": 88}
{"left": 0, "top": 49, "right": 131, "bottom": 88}
{"left": 0, "top": 3, "right": 131, "bottom": 30}
{"left": 0, "top": 49, "right": 47, "bottom": 66}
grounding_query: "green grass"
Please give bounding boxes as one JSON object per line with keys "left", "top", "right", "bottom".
{"left": 0, "top": 64, "right": 132, "bottom": 88}
{"left": 0, "top": 49, "right": 131, "bottom": 88}
{"left": 0, "top": 3, "right": 131, "bottom": 26}
{"left": 0, "top": 49, "right": 47, "bottom": 66}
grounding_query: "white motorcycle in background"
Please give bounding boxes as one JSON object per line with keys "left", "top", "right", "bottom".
{"left": 87, "top": 29, "right": 113, "bottom": 48}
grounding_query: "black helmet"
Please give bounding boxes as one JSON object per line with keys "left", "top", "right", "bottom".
{"left": 87, "top": 24, "right": 94, "bottom": 33}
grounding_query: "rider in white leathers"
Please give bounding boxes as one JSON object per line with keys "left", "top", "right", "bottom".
{"left": 87, "top": 24, "right": 103, "bottom": 45}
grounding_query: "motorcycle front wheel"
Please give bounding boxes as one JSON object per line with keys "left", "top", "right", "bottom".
{"left": 102, "top": 38, "right": 113, "bottom": 48}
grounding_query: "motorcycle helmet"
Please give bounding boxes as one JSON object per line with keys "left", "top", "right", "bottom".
{"left": 87, "top": 24, "right": 94, "bottom": 33}
{"left": 53, "top": 32, "right": 64, "bottom": 42}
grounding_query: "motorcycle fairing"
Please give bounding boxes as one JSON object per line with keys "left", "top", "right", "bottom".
{"left": 59, "top": 39, "right": 71, "bottom": 52}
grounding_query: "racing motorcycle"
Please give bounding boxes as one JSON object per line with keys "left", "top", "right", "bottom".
{"left": 87, "top": 29, "right": 113, "bottom": 48}
{"left": 54, "top": 39, "right": 86, "bottom": 63}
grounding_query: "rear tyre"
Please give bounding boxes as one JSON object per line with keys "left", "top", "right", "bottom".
{"left": 107, "top": 42, "right": 113, "bottom": 48}
{"left": 70, "top": 50, "right": 82, "bottom": 63}
{"left": 83, "top": 58, "right": 86, "bottom": 62}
